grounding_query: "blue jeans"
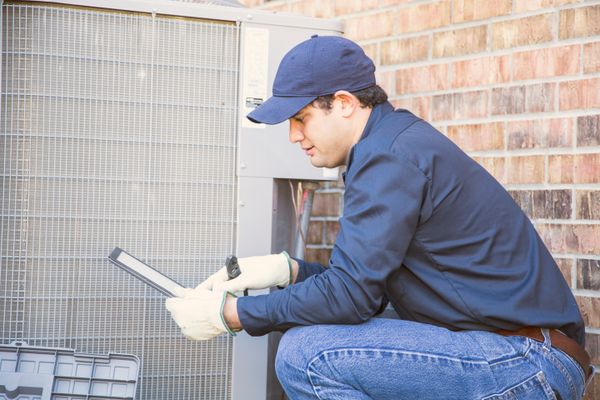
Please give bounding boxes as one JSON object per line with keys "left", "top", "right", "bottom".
{"left": 275, "top": 319, "right": 587, "bottom": 399}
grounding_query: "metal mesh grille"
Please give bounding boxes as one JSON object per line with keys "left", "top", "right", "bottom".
{"left": 1, "top": 4, "right": 239, "bottom": 398}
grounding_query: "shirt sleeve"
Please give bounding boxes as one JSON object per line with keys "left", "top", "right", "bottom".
{"left": 292, "top": 257, "right": 327, "bottom": 283}
{"left": 238, "top": 150, "right": 429, "bottom": 336}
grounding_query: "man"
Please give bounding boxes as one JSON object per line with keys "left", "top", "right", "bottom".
{"left": 166, "top": 35, "right": 593, "bottom": 399}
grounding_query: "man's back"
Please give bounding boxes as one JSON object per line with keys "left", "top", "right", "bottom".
{"left": 338, "top": 103, "right": 584, "bottom": 344}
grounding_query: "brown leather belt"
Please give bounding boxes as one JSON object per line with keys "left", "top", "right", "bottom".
{"left": 496, "top": 326, "right": 592, "bottom": 381}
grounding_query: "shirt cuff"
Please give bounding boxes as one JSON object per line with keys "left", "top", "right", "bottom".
{"left": 291, "top": 257, "right": 327, "bottom": 283}
{"left": 237, "top": 295, "right": 271, "bottom": 336}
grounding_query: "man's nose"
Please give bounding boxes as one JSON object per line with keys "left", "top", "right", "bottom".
{"left": 288, "top": 120, "right": 304, "bottom": 143}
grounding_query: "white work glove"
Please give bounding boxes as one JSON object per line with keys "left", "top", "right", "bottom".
{"left": 165, "top": 288, "right": 236, "bottom": 341}
{"left": 198, "top": 252, "right": 292, "bottom": 293}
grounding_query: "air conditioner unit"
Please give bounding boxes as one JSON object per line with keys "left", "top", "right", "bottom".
{"left": 0, "top": 1, "right": 342, "bottom": 398}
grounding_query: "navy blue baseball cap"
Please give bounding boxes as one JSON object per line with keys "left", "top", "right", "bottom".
{"left": 247, "top": 35, "right": 376, "bottom": 125}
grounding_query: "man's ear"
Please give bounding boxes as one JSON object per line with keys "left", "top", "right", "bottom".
{"left": 333, "top": 90, "right": 359, "bottom": 117}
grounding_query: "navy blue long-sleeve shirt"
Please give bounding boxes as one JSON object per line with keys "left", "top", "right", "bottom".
{"left": 237, "top": 102, "right": 585, "bottom": 345}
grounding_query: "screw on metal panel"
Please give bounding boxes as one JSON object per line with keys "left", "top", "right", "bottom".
{"left": 240, "top": 163, "right": 246, "bottom": 169}
{"left": 239, "top": 201, "right": 245, "bottom": 207}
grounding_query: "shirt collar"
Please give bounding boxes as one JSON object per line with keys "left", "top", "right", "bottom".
{"left": 344, "top": 101, "right": 395, "bottom": 172}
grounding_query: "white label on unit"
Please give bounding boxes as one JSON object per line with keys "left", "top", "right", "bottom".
{"left": 322, "top": 167, "right": 339, "bottom": 179}
{"left": 242, "top": 27, "right": 269, "bottom": 129}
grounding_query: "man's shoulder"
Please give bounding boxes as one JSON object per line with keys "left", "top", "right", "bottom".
{"left": 358, "top": 109, "right": 447, "bottom": 157}
{"left": 352, "top": 109, "right": 478, "bottom": 183}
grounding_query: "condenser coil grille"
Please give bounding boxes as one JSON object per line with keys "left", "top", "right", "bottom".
{"left": 1, "top": 3, "right": 239, "bottom": 399}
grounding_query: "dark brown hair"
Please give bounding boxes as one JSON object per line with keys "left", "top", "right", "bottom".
{"left": 312, "top": 85, "right": 388, "bottom": 111}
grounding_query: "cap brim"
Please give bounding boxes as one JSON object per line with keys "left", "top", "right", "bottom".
{"left": 247, "top": 95, "right": 316, "bottom": 125}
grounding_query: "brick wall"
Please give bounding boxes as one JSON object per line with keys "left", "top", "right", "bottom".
{"left": 242, "top": 1, "right": 600, "bottom": 395}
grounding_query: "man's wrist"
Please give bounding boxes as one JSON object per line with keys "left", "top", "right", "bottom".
{"left": 223, "top": 295, "right": 242, "bottom": 332}
{"left": 289, "top": 258, "right": 299, "bottom": 284}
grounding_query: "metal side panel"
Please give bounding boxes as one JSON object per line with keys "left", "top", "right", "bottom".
{"left": 232, "top": 176, "right": 276, "bottom": 400}
{"left": 237, "top": 22, "right": 341, "bottom": 181}
{"left": 21, "top": 0, "right": 343, "bottom": 31}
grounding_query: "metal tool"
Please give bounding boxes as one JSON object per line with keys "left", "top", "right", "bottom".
{"left": 225, "top": 255, "right": 241, "bottom": 279}
{"left": 225, "top": 255, "right": 247, "bottom": 296}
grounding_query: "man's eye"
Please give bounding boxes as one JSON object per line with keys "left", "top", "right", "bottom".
{"left": 294, "top": 116, "right": 304, "bottom": 123}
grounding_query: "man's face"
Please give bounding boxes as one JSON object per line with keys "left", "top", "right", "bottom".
{"left": 288, "top": 101, "right": 353, "bottom": 168}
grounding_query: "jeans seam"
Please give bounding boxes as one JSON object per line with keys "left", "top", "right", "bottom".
{"left": 306, "top": 354, "right": 327, "bottom": 400}
{"left": 309, "top": 347, "right": 490, "bottom": 366}
{"left": 541, "top": 345, "right": 580, "bottom": 400}
{"left": 305, "top": 347, "right": 490, "bottom": 399}
{"left": 485, "top": 336, "right": 533, "bottom": 368}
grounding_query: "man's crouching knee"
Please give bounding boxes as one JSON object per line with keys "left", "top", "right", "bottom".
{"left": 275, "top": 326, "right": 322, "bottom": 392}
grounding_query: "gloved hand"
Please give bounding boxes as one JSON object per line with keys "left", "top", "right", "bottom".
{"left": 197, "top": 252, "right": 292, "bottom": 293}
{"left": 165, "top": 288, "right": 236, "bottom": 341}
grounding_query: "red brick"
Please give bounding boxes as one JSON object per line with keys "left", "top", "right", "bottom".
{"left": 307, "top": 221, "right": 323, "bottom": 244}
{"left": 506, "top": 156, "right": 545, "bottom": 184}
{"left": 395, "top": 1, "right": 451, "bottom": 34}
{"left": 492, "top": 83, "right": 556, "bottom": 115}
{"left": 549, "top": 155, "right": 574, "bottom": 183}
{"left": 380, "top": 0, "right": 412, "bottom": 5}
{"left": 527, "top": 83, "right": 556, "bottom": 113}
{"left": 431, "top": 94, "right": 453, "bottom": 121}
{"left": 492, "top": 14, "right": 554, "bottom": 50}
{"left": 513, "top": 45, "right": 580, "bottom": 81}
{"left": 447, "top": 123, "right": 504, "bottom": 152}
{"left": 334, "top": 0, "right": 378, "bottom": 14}
{"left": 573, "top": 154, "right": 600, "bottom": 183}
{"left": 549, "top": 124, "right": 575, "bottom": 147}
{"left": 555, "top": 258, "right": 573, "bottom": 288}
{"left": 325, "top": 221, "right": 340, "bottom": 245}
{"left": 453, "top": 90, "right": 489, "bottom": 120}
{"left": 381, "top": 36, "right": 429, "bottom": 66}
{"left": 507, "top": 118, "right": 573, "bottom": 149}
{"left": 538, "top": 224, "right": 600, "bottom": 255}
{"left": 576, "top": 190, "right": 600, "bottom": 219}
{"left": 560, "top": 78, "right": 600, "bottom": 110}
{"left": 260, "top": 2, "right": 289, "bottom": 12}
{"left": 492, "top": 86, "right": 526, "bottom": 115}
{"left": 508, "top": 189, "right": 571, "bottom": 219}
{"left": 376, "top": 70, "right": 395, "bottom": 97}
{"left": 560, "top": 5, "right": 600, "bottom": 39}
{"left": 392, "top": 96, "right": 430, "bottom": 120}
{"left": 473, "top": 157, "right": 506, "bottom": 184}
{"left": 304, "top": 248, "right": 331, "bottom": 266}
{"left": 584, "top": 377, "right": 600, "bottom": 400}
{"left": 312, "top": 192, "right": 340, "bottom": 217}
{"left": 514, "top": 0, "right": 580, "bottom": 13}
{"left": 577, "top": 115, "right": 600, "bottom": 147}
{"left": 240, "top": 0, "right": 263, "bottom": 7}
{"left": 363, "top": 44, "right": 378, "bottom": 66}
{"left": 452, "top": 0, "right": 511, "bottom": 23}
{"left": 577, "top": 259, "right": 600, "bottom": 291}
{"left": 344, "top": 11, "right": 394, "bottom": 41}
{"left": 396, "top": 64, "right": 449, "bottom": 95}
{"left": 432, "top": 90, "right": 488, "bottom": 121}
{"left": 432, "top": 25, "right": 487, "bottom": 58}
{"left": 586, "top": 332, "right": 600, "bottom": 365}
{"left": 291, "top": 0, "right": 336, "bottom": 18}
{"left": 451, "top": 55, "right": 510, "bottom": 88}
{"left": 575, "top": 296, "right": 600, "bottom": 328}
{"left": 583, "top": 42, "right": 600, "bottom": 73}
